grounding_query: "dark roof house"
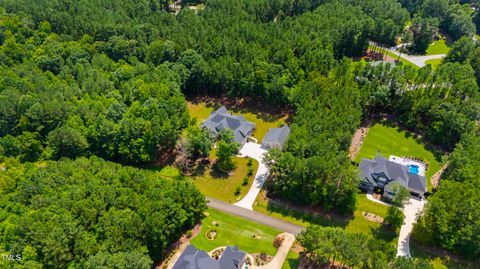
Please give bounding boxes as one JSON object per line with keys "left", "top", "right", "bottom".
{"left": 172, "top": 245, "right": 246, "bottom": 269}
{"left": 262, "top": 125, "right": 291, "bottom": 149}
{"left": 202, "top": 106, "right": 255, "bottom": 145}
{"left": 359, "top": 155, "right": 426, "bottom": 199}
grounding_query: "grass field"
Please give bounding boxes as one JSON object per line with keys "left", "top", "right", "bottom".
{"left": 345, "top": 195, "right": 396, "bottom": 242}
{"left": 355, "top": 122, "right": 444, "bottom": 191}
{"left": 190, "top": 156, "right": 258, "bottom": 203}
{"left": 190, "top": 209, "right": 281, "bottom": 255}
{"left": 426, "top": 39, "right": 451, "bottom": 55}
{"left": 425, "top": 58, "right": 443, "bottom": 70}
{"left": 253, "top": 191, "right": 395, "bottom": 241}
{"left": 187, "top": 101, "right": 287, "bottom": 141}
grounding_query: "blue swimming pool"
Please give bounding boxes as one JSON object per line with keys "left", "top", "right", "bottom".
{"left": 408, "top": 165, "right": 420, "bottom": 174}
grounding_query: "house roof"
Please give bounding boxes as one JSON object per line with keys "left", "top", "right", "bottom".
{"left": 262, "top": 125, "right": 291, "bottom": 146}
{"left": 172, "top": 245, "right": 245, "bottom": 269}
{"left": 359, "top": 156, "right": 427, "bottom": 194}
{"left": 202, "top": 106, "right": 255, "bottom": 144}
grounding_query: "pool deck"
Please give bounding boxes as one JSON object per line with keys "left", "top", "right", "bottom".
{"left": 389, "top": 155, "right": 425, "bottom": 176}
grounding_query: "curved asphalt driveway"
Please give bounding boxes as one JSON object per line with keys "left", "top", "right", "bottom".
{"left": 207, "top": 197, "right": 304, "bottom": 235}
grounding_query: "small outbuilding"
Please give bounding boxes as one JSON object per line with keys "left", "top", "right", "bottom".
{"left": 262, "top": 125, "right": 290, "bottom": 149}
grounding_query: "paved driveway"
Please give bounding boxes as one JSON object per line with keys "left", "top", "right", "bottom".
{"left": 234, "top": 142, "right": 269, "bottom": 210}
{"left": 397, "top": 197, "right": 426, "bottom": 257}
{"left": 252, "top": 233, "right": 295, "bottom": 269}
{"left": 207, "top": 198, "right": 304, "bottom": 235}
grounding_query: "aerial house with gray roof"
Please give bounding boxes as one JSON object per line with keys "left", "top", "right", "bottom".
{"left": 172, "top": 245, "right": 246, "bottom": 269}
{"left": 359, "top": 154, "right": 427, "bottom": 200}
{"left": 262, "top": 125, "right": 291, "bottom": 149}
{"left": 202, "top": 106, "right": 255, "bottom": 145}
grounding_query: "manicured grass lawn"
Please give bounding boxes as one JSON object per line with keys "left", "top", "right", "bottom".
{"left": 425, "top": 58, "right": 443, "bottom": 70}
{"left": 187, "top": 101, "right": 287, "bottom": 141}
{"left": 355, "top": 122, "right": 444, "bottom": 191}
{"left": 345, "top": 195, "right": 396, "bottom": 242}
{"left": 426, "top": 39, "right": 451, "bottom": 55}
{"left": 253, "top": 192, "right": 396, "bottom": 241}
{"left": 190, "top": 209, "right": 281, "bottom": 255}
{"left": 190, "top": 156, "right": 258, "bottom": 203}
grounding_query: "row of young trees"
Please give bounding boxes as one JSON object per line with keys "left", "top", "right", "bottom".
{"left": 0, "top": 157, "right": 206, "bottom": 268}
{"left": 298, "top": 225, "right": 433, "bottom": 269}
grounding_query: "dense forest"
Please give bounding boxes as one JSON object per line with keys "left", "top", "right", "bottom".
{"left": 0, "top": 157, "right": 206, "bottom": 268}
{"left": 0, "top": 0, "right": 479, "bottom": 266}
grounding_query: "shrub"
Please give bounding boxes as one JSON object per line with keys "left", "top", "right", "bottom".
{"left": 186, "top": 230, "right": 192, "bottom": 238}
{"left": 247, "top": 167, "right": 254, "bottom": 176}
{"left": 234, "top": 186, "right": 241, "bottom": 196}
{"left": 242, "top": 176, "right": 249, "bottom": 186}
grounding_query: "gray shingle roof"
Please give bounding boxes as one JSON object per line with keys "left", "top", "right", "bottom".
{"left": 359, "top": 155, "right": 426, "bottom": 194}
{"left": 172, "top": 245, "right": 245, "bottom": 269}
{"left": 202, "top": 106, "right": 255, "bottom": 144}
{"left": 262, "top": 125, "right": 291, "bottom": 146}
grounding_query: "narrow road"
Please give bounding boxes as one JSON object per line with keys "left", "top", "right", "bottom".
{"left": 234, "top": 142, "right": 269, "bottom": 210}
{"left": 207, "top": 197, "right": 305, "bottom": 235}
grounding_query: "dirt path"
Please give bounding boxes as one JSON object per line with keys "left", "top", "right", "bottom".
{"left": 349, "top": 126, "right": 370, "bottom": 160}
{"left": 430, "top": 162, "right": 448, "bottom": 189}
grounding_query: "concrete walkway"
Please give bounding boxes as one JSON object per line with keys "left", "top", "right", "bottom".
{"left": 253, "top": 233, "right": 295, "bottom": 269}
{"left": 397, "top": 197, "right": 426, "bottom": 257}
{"left": 207, "top": 197, "right": 304, "bottom": 235}
{"left": 235, "top": 142, "right": 269, "bottom": 210}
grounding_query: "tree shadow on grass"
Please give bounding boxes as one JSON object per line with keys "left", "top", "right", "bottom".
{"left": 285, "top": 256, "right": 301, "bottom": 269}
{"left": 371, "top": 225, "right": 397, "bottom": 243}
{"left": 264, "top": 199, "right": 349, "bottom": 229}
{"left": 187, "top": 95, "right": 290, "bottom": 123}
{"left": 209, "top": 165, "right": 230, "bottom": 179}
{"left": 372, "top": 118, "right": 446, "bottom": 163}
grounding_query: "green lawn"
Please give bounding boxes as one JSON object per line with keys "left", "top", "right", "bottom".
{"left": 355, "top": 122, "right": 444, "bottom": 191}
{"left": 425, "top": 58, "right": 443, "bottom": 70}
{"left": 191, "top": 156, "right": 258, "bottom": 203}
{"left": 345, "top": 195, "right": 396, "bottom": 242}
{"left": 426, "top": 39, "right": 451, "bottom": 55}
{"left": 187, "top": 101, "right": 287, "bottom": 141}
{"left": 190, "top": 209, "right": 281, "bottom": 255}
{"left": 253, "top": 191, "right": 396, "bottom": 241}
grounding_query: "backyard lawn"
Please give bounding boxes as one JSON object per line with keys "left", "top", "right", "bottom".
{"left": 190, "top": 209, "right": 281, "bottom": 255}
{"left": 187, "top": 101, "right": 287, "bottom": 141}
{"left": 355, "top": 122, "right": 444, "bottom": 191}
{"left": 190, "top": 156, "right": 258, "bottom": 203}
{"left": 426, "top": 39, "right": 451, "bottom": 55}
